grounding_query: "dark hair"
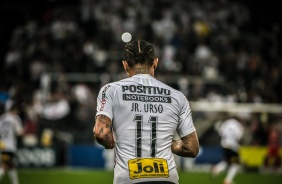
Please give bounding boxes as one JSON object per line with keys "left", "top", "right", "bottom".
{"left": 123, "top": 40, "right": 155, "bottom": 68}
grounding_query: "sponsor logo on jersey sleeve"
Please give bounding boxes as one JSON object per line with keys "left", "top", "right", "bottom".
{"left": 99, "top": 85, "right": 111, "bottom": 111}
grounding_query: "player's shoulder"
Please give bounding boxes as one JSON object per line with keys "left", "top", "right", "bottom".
{"left": 99, "top": 80, "right": 125, "bottom": 94}
{"left": 156, "top": 80, "right": 186, "bottom": 100}
{"left": 154, "top": 78, "right": 183, "bottom": 94}
{"left": 154, "top": 79, "right": 189, "bottom": 106}
{"left": 103, "top": 77, "right": 139, "bottom": 89}
{"left": 0, "top": 113, "right": 21, "bottom": 124}
{"left": 9, "top": 113, "right": 22, "bottom": 123}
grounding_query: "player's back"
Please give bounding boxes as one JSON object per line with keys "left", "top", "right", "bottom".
{"left": 100, "top": 74, "right": 192, "bottom": 183}
{"left": 219, "top": 118, "right": 244, "bottom": 151}
{"left": 0, "top": 112, "right": 21, "bottom": 152}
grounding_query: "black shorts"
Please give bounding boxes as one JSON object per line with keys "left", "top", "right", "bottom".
{"left": 134, "top": 182, "right": 175, "bottom": 184}
{"left": 223, "top": 148, "right": 240, "bottom": 164}
{"left": 1, "top": 151, "right": 16, "bottom": 168}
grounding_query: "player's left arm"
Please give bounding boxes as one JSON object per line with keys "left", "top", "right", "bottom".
{"left": 173, "top": 94, "right": 199, "bottom": 157}
{"left": 93, "top": 115, "right": 115, "bottom": 149}
{"left": 171, "top": 131, "right": 199, "bottom": 158}
{"left": 15, "top": 116, "right": 24, "bottom": 137}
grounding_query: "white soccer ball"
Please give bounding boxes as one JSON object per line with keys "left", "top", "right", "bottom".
{"left": 121, "top": 32, "right": 132, "bottom": 43}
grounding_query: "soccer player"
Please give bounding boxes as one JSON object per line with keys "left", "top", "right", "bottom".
{"left": 0, "top": 102, "right": 23, "bottom": 184}
{"left": 262, "top": 128, "right": 281, "bottom": 173}
{"left": 93, "top": 40, "right": 199, "bottom": 184}
{"left": 211, "top": 116, "right": 244, "bottom": 184}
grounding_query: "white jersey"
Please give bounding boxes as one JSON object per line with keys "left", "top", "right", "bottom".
{"left": 96, "top": 74, "right": 196, "bottom": 184}
{"left": 218, "top": 118, "right": 244, "bottom": 152}
{"left": 0, "top": 112, "right": 23, "bottom": 153}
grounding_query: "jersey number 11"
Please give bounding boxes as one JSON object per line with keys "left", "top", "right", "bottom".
{"left": 134, "top": 115, "right": 157, "bottom": 158}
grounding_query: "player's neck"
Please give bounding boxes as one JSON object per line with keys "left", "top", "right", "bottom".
{"left": 130, "top": 68, "right": 154, "bottom": 77}
{"left": 128, "top": 64, "right": 154, "bottom": 77}
{"left": 133, "top": 67, "right": 150, "bottom": 74}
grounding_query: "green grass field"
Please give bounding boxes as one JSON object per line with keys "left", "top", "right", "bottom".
{"left": 1, "top": 168, "right": 281, "bottom": 184}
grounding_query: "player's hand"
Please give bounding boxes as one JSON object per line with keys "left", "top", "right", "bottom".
{"left": 104, "top": 134, "right": 115, "bottom": 149}
{"left": 105, "top": 141, "right": 115, "bottom": 149}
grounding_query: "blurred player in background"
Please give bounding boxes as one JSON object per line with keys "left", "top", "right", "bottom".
{"left": 0, "top": 102, "right": 23, "bottom": 184}
{"left": 211, "top": 115, "right": 244, "bottom": 184}
{"left": 94, "top": 40, "right": 199, "bottom": 184}
{"left": 262, "top": 127, "right": 281, "bottom": 173}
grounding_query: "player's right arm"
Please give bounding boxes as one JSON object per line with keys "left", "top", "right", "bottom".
{"left": 171, "top": 131, "right": 199, "bottom": 157}
{"left": 93, "top": 115, "right": 115, "bottom": 149}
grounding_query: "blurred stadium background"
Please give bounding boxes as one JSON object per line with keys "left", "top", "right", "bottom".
{"left": 0, "top": 0, "right": 282, "bottom": 183}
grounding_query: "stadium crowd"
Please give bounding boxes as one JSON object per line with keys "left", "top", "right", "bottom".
{"left": 0, "top": 0, "right": 281, "bottom": 151}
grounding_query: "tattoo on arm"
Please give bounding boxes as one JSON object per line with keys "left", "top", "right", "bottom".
{"left": 98, "top": 127, "right": 104, "bottom": 136}
{"left": 171, "top": 131, "right": 199, "bottom": 158}
{"left": 98, "top": 115, "right": 110, "bottom": 128}
{"left": 94, "top": 115, "right": 115, "bottom": 149}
